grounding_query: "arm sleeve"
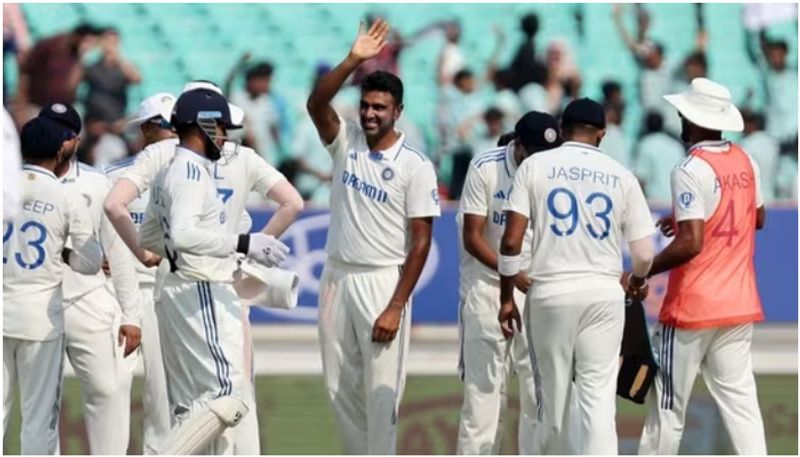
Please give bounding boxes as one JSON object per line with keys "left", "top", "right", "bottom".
{"left": 503, "top": 162, "right": 533, "bottom": 218}
{"left": 622, "top": 175, "right": 656, "bottom": 242}
{"left": 459, "top": 164, "right": 489, "bottom": 216}
{"left": 748, "top": 155, "right": 765, "bottom": 207}
{"left": 168, "top": 175, "right": 238, "bottom": 257}
{"left": 100, "top": 213, "right": 141, "bottom": 327}
{"left": 671, "top": 165, "right": 707, "bottom": 222}
{"left": 323, "top": 115, "right": 354, "bottom": 161}
{"left": 120, "top": 146, "right": 158, "bottom": 195}
{"left": 406, "top": 161, "right": 441, "bottom": 219}
{"left": 65, "top": 193, "right": 103, "bottom": 275}
{"left": 246, "top": 148, "right": 287, "bottom": 196}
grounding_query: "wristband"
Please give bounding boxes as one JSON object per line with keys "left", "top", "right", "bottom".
{"left": 630, "top": 274, "right": 648, "bottom": 289}
{"left": 498, "top": 254, "right": 521, "bottom": 277}
{"left": 236, "top": 234, "right": 250, "bottom": 254}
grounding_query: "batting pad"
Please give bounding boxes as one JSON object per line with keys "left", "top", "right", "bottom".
{"left": 617, "top": 300, "right": 658, "bottom": 404}
{"left": 160, "top": 396, "right": 249, "bottom": 454}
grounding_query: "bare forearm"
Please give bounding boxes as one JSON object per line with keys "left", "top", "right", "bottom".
{"left": 465, "top": 233, "right": 498, "bottom": 271}
{"left": 648, "top": 238, "right": 700, "bottom": 277}
{"left": 104, "top": 179, "right": 147, "bottom": 259}
{"left": 261, "top": 181, "right": 304, "bottom": 237}
{"left": 388, "top": 239, "right": 431, "bottom": 310}
{"left": 307, "top": 54, "right": 361, "bottom": 111}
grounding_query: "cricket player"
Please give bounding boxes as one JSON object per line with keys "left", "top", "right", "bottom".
{"left": 34, "top": 102, "right": 142, "bottom": 454}
{"left": 138, "top": 88, "right": 289, "bottom": 454}
{"left": 498, "top": 98, "right": 655, "bottom": 454}
{"left": 637, "top": 78, "right": 767, "bottom": 455}
{"left": 104, "top": 84, "right": 303, "bottom": 454}
{"left": 456, "top": 112, "right": 562, "bottom": 454}
{"left": 104, "top": 92, "right": 177, "bottom": 454}
{"left": 3, "top": 114, "right": 103, "bottom": 454}
{"left": 307, "top": 19, "right": 441, "bottom": 454}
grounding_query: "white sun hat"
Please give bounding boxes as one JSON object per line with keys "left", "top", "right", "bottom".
{"left": 232, "top": 259, "right": 299, "bottom": 310}
{"left": 181, "top": 80, "right": 245, "bottom": 128}
{"left": 124, "top": 92, "right": 176, "bottom": 130}
{"left": 663, "top": 77, "right": 744, "bottom": 132}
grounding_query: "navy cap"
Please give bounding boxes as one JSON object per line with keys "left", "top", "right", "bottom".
{"left": 20, "top": 116, "right": 75, "bottom": 160}
{"left": 514, "top": 111, "right": 562, "bottom": 151}
{"left": 561, "top": 98, "right": 606, "bottom": 130}
{"left": 172, "top": 89, "right": 237, "bottom": 129}
{"left": 38, "top": 103, "right": 82, "bottom": 135}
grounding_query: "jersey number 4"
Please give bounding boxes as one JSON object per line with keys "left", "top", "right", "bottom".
{"left": 3, "top": 221, "right": 48, "bottom": 269}
{"left": 546, "top": 188, "right": 613, "bottom": 240}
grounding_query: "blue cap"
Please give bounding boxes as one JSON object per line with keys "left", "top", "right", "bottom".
{"left": 38, "top": 102, "right": 82, "bottom": 135}
{"left": 20, "top": 117, "right": 75, "bottom": 160}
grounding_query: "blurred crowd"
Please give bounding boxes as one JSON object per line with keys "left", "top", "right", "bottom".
{"left": 3, "top": 4, "right": 798, "bottom": 206}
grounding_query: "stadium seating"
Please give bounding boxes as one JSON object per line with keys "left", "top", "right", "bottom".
{"left": 15, "top": 3, "right": 796, "bottom": 153}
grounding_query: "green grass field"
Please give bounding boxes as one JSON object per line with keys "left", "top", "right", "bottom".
{"left": 4, "top": 375, "right": 797, "bottom": 454}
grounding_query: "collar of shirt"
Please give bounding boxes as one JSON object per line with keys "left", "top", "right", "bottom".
{"left": 175, "top": 145, "right": 213, "bottom": 167}
{"left": 562, "top": 140, "right": 603, "bottom": 153}
{"left": 59, "top": 159, "right": 79, "bottom": 183}
{"left": 368, "top": 130, "right": 405, "bottom": 161}
{"left": 504, "top": 141, "right": 519, "bottom": 175}
{"left": 22, "top": 164, "right": 57, "bottom": 180}
{"left": 689, "top": 139, "right": 731, "bottom": 154}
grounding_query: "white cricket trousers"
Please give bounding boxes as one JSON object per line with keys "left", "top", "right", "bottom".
{"left": 526, "top": 292, "right": 624, "bottom": 455}
{"left": 638, "top": 323, "right": 766, "bottom": 455}
{"left": 3, "top": 335, "right": 64, "bottom": 455}
{"left": 318, "top": 260, "right": 411, "bottom": 455}
{"left": 138, "top": 283, "right": 171, "bottom": 455}
{"left": 234, "top": 304, "right": 261, "bottom": 455}
{"left": 456, "top": 281, "right": 537, "bottom": 454}
{"left": 159, "top": 276, "right": 245, "bottom": 454}
{"left": 64, "top": 285, "right": 137, "bottom": 454}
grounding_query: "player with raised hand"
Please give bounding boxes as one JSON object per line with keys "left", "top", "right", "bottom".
{"left": 307, "top": 19, "right": 441, "bottom": 454}
{"left": 498, "top": 98, "right": 655, "bottom": 454}
{"left": 3, "top": 113, "right": 103, "bottom": 454}
{"left": 36, "top": 102, "right": 143, "bottom": 454}
{"left": 456, "top": 111, "right": 562, "bottom": 454}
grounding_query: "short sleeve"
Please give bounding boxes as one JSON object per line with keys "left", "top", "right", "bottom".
{"left": 622, "top": 175, "right": 656, "bottom": 241}
{"left": 459, "top": 164, "right": 489, "bottom": 216}
{"left": 245, "top": 148, "right": 287, "bottom": 196}
{"left": 503, "top": 161, "right": 533, "bottom": 218}
{"left": 747, "top": 155, "right": 765, "bottom": 208}
{"left": 122, "top": 145, "right": 159, "bottom": 194}
{"left": 405, "top": 162, "right": 441, "bottom": 219}
{"left": 323, "top": 115, "right": 357, "bottom": 161}
{"left": 671, "top": 165, "right": 706, "bottom": 222}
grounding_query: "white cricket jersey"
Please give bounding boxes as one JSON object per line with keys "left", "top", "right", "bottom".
{"left": 324, "top": 116, "right": 441, "bottom": 267}
{"left": 504, "top": 141, "right": 655, "bottom": 302}
{"left": 208, "top": 143, "right": 286, "bottom": 234}
{"left": 670, "top": 140, "right": 764, "bottom": 223}
{"left": 459, "top": 144, "right": 533, "bottom": 287}
{"left": 60, "top": 161, "right": 141, "bottom": 326}
{"left": 142, "top": 147, "right": 238, "bottom": 283}
{"left": 3, "top": 165, "right": 101, "bottom": 341}
{"left": 105, "top": 156, "right": 157, "bottom": 285}
{"left": 120, "top": 139, "right": 273, "bottom": 234}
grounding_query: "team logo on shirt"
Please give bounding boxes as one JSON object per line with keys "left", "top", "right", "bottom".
{"left": 431, "top": 189, "right": 440, "bottom": 205}
{"left": 679, "top": 192, "right": 694, "bottom": 208}
{"left": 381, "top": 167, "right": 395, "bottom": 181}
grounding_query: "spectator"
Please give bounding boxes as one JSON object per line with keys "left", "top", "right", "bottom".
{"left": 632, "top": 111, "right": 686, "bottom": 203}
{"left": 739, "top": 110, "right": 779, "bottom": 202}
{"left": 507, "top": 12, "right": 548, "bottom": 91}
{"left": 746, "top": 30, "right": 798, "bottom": 152}
{"left": 3, "top": 108, "right": 22, "bottom": 222}
{"left": 82, "top": 27, "right": 141, "bottom": 132}
{"left": 437, "top": 20, "right": 465, "bottom": 86}
{"left": 543, "top": 38, "right": 582, "bottom": 115}
{"left": 599, "top": 102, "right": 631, "bottom": 167}
{"left": 601, "top": 80, "right": 624, "bottom": 108}
{"left": 491, "top": 69, "right": 522, "bottom": 130}
{"left": 15, "top": 23, "right": 102, "bottom": 123}
{"left": 775, "top": 139, "right": 798, "bottom": 200}
{"left": 226, "top": 56, "right": 283, "bottom": 165}
{"left": 3, "top": 4, "right": 30, "bottom": 106}
{"left": 437, "top": 69, "right": 483, "bottom": 158}
{"left": 469, "top": 107, "right": 505, "bottom": 156}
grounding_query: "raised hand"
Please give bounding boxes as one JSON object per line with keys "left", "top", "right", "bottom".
{"left": 349, "top": 18, "right": 391, "bottom": 62}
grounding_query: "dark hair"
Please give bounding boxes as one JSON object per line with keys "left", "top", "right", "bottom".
{"left": 520, "top": 13, "right": 539, "bottom": 37}
{"left": 361, "top": 70, "right": 404, "bottom": 105}
{"left": 497, "top": 131, "right": 517, "bottom": 147}
{"left": 601, "top": 80, "right": 622, "bottom": 100}
{"left": 484, "top": 107, "right": 504, "bottom": 123}
{"left": 102, "top": 27, "right": 119, "bottom": 36}
{"left": 20, "top": 117, "right": 73, "bottom": 160}
{"left": 684, "top": 51, "right": 707, "bottom": 71}
{"left": 453, "top": 69, "right": 474, "bottom": 86}
{"left": 742, "top": 109, "right": 765, "bottom": 131}
{"left": 493, "top": 69, "right": 512, "bottom": 88}
{"left": 652, "top": 41, "right": 665, "bottom": 56}
{"left": 644, "top": 111, "right": 664, "bottom": 133}
{"left": 769, "top": 39, "right": 788, "bottom": 53}
{"left": 245, "top": 62, "right": 274, "bottom": 81}
{"left": 72, "top": 23, "right": 103, "bottom": 37}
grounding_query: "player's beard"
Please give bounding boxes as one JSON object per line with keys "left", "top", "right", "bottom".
{"left": 56, "top": 143, "right": 78, "bottom": 175}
